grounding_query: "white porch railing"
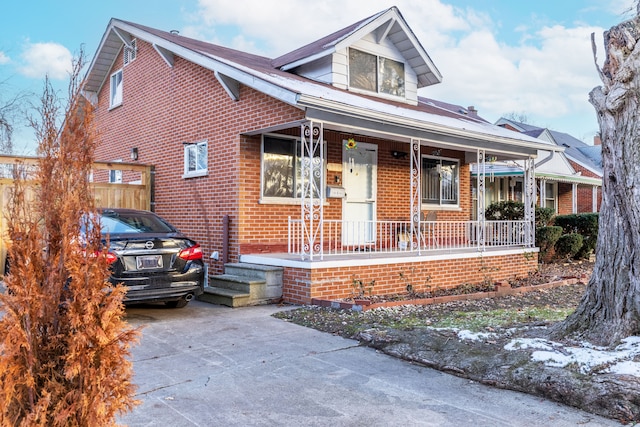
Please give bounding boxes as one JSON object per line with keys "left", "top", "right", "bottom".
{"left": 288, "top": 218, "right": 531, "bottom": 257}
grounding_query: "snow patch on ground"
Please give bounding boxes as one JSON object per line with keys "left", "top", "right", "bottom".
{"left": 456, "top": 329, "right": 498, "bottom": 341}
{"left": 504, "top": 336, "right": 640, "bottom": 376}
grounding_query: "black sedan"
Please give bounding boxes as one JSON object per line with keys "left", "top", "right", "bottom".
{"left": 99, "top": 208, "right": 205, "bottom": 308}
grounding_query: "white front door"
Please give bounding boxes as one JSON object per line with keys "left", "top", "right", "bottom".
{"left": 342, "top": 141, "right": 377, "bottom": 246}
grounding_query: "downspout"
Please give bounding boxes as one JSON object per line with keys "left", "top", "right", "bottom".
{"left": 534, "top": 149, "right": 554, "bottom": 168}
{"left": 223, "top": 214, "right": 230, "bottom": 264}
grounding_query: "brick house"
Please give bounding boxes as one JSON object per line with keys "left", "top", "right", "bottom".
{"left": 83, "top": 7, "right": 560, "bottom": 305}
{"left": 494, "top": 118, "right": 602, "bottom": 215}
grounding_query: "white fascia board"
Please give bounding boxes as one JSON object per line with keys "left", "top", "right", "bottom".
{"left": 83, "top": 20, "right": 121, "bottom": 94}
{"left": 298, "top": 94, "right": 562, "bottom": 154}
{"left": 279, "top": 48, "right": 336, "bottom": 71}
{"left": 109, "top": 20, "right": 302, "bottom": 108}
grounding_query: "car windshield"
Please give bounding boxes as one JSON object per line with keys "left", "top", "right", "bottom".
{"left": 100, "top": 211, "right": 176, "bottom": 234}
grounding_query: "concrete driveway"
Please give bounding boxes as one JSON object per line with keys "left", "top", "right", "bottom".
{"left": 120, "top": 300, "right": 617, "bottom": 426}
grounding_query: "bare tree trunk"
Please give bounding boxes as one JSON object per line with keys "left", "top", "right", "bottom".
{"left": 555, "top": 13, "right": 640, "bottom": 346}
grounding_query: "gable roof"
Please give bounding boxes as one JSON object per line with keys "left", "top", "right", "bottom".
{"left": 84, "top": 14, "right": 562, "bottom": 160}
{"left": 496, "top": 118, "right": 602, "bottom": 176}
{"left": 272, "top": 6, "right": 442, "bottom": 88}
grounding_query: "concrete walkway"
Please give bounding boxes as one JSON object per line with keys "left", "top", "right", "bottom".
{"left": 120, "top": 301, "right": 618, "bottom": 426}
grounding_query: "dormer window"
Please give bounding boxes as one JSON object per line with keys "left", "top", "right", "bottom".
{"left": 349, "top": 48, "right": 405, "bottom": 97}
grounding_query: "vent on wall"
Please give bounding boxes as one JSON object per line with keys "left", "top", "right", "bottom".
{"left": 124, "top": 39, "right": 137, "bottom": 66}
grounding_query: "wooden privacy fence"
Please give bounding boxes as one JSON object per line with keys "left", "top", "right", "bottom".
{"left": 0, "top": 155, "right": 154, "bottom": 274}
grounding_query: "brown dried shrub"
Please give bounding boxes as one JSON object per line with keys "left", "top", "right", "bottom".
{"left": 0, "top": 51, "right": 139, "bottom": 426}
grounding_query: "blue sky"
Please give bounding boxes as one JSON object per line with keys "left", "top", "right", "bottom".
{"left": 1, "top": 0, "right": 635, "bottom": 155}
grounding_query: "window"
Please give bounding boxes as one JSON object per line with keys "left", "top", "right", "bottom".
{"left": 422, "top": 156, "right": 459, "bottom": 206}
{"left": 183, "top": 140, "right": 208, "bottom": 178}
{"left": 110, "top": 69, "right": 123, "bottom": 108}
{"left": 544, "top": 181, "right": 557, "bottom": 210}
{"left": 349, "top": 48, "right": 405, "bottom": 97}
{"left": 261, "top": 135, "right": 323, "bottom": 200}
{"left": 123, "top": 39, "right": 137, "bottom": 66}
{"left": 109, "top": 169, "right": 122, "bottom": 183}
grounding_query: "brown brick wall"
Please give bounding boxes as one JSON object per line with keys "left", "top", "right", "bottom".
{"left": 282, "top": 252, "right": 538, "bottom": 304}
{"left": 94, "top": 38, "right": 304, "bottom": 274}
{"left": 557, "top": 183, "right": 573, "bottom": 215}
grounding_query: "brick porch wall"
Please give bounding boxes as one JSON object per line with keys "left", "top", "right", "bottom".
{"left": 282, "top": 251, "right": 538, "bottom": 305}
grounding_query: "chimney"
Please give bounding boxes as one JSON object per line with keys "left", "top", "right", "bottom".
{"left": 593, "top": 134, "right": 601, "bottom": 146}
{"left": 467, "top": 106, "right": 478, "bottom": 117}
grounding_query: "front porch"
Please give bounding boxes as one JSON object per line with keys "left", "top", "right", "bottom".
{"left": 237, "top": 118, "right": 553, "bottom": 305}
{"left": 240, "top": 245, "right": 538, "bottom": 305}
{"left": 244, "top": 217, "right": 537, "bottom": 306}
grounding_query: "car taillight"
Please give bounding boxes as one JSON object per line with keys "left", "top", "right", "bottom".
{"left": 105, "top": 252, "right": 118, "bottom": 264}
{"left": 89, "top": 250, "right": 118, "bottom": 264}
{"left": 178, "top": 244, "right": 202, "bottom": 261}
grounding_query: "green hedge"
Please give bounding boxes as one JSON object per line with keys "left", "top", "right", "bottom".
{"left": 553, "top": 213, "right": 598, "bottom": 259}
{"left": 555, "top": 233, "right": 584, "bottom": 260}
{"left": 486, "top": 202, "right": 599, "bottom": 261}
{"left": 485, "top": 201, "right": 555, "bottom": 227}
{"left": 535, "top": 226, "right": 563, "bottom": 260}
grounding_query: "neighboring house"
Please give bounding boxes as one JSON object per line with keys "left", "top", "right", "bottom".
{"left": 495, "top": 118, "right": 602, "bottom": 215}
{"left": 83, "top": 7, "right": 560, "bottom": 305}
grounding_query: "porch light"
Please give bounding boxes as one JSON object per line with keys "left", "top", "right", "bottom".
{"left": 130, "top": 147, "right": 138, "bottom": 161}
{"left": 391, "top": 150, "right": 408, "bottom": 159}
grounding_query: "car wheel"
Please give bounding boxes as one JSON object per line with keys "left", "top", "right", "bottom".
{"left": 166, "top": 298, "right": 189, "bottom": 308}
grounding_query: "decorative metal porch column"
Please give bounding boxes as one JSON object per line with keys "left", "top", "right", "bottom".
{"left": 524, "top": 157, "right": 536, "bottom": 247}
{"left": 300, "top": 121, "right": 324, "bottom": 260}
{"left": 410, "top": 139, "right": 422, "bottom": 254}
{"left": 476, "top": 149, "right": 486, "bottom": 251}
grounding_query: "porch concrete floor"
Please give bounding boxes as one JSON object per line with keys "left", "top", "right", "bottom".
{"left": 240, "top": 246, "right": 534, "bottom": 267}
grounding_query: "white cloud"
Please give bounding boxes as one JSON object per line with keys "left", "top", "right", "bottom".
{"left": 0, "top": 52, "right": 9, "bottom": 65}
{"left": 186, "top": 0, "right": 610, "bottom": 139}
{"left": 193, "top": 0, "right": 468, "bottom": 55}
{"left": 19, "top": 42, "right": 72, "bottom": 80}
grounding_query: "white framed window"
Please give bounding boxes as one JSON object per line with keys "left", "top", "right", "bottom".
{"left": 183, "top": 140, "right": 208, "bottom": 178}
{"left": 109, "top": 169, "right": 122, "bottom": 183}
{"left": 421, "top": 155, "right": 459, "bottom": 206}
{"left": 261, "top": 135, "right": 324, "bottom": 201}
{"left": 544, "top": 181, "right": 557, "bottom": 211}
{"left": 348, "top": 48, "right": 405, "bottom": 97}
{"left": 110, "top": 69, "right": 123, "bottom": 108}
{"left": 123, "top": 39, "right": 137, "bottom": 66}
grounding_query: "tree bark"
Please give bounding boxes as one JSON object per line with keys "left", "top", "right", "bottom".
{"left": 554, "top": 14, "right": 640, "bottom": 346}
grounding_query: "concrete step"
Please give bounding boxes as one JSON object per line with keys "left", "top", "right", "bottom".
{"left": 198, "top": 263, "right": 284, "bottom": 307}
{"left": 197, "top": 286, "right": 250, "bottom": 308}
{"left": 208, "top": 274, "right": 266, "bottom": 294}
{"left": 224, "top": 263, "right": 283, "bottom": 283}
